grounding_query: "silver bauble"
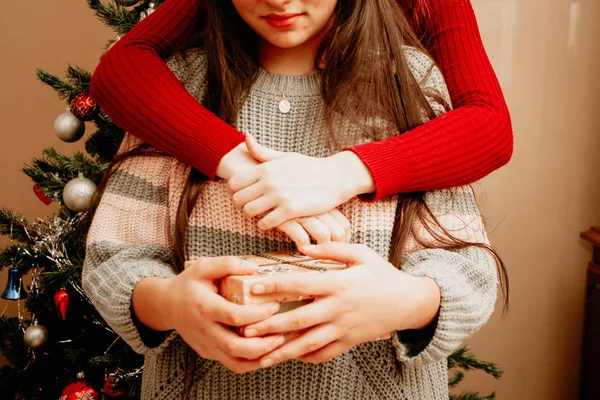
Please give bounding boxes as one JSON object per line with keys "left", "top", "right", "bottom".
{"left": 23, "top": 324, "right": 48, "bottom": 349}
{"left": 115, "top": 0, "right": 140, "bottom": 5}
{"left": 63, "top": 177, "right": 97, "bottom": 212}
{"left": 140, "top": 2, "right": 156, "bottom": 20}
{"left": 54, "top": 111, "right": 85, "bottom": 143}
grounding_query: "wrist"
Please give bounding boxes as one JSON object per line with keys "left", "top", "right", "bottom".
{"left": 330, "top": 151, "right": 376, "bottom": 199}
{"left": 216, "top": 142, "right": 259, "bottom": 180}
{"left": 132, "top": 276, "right": 175, "bottom": 332}
{"left": 392, "top": 274, "right": 441, "bottom": 331}
{"left": 409, "top": 276, "right": 441, "bottom": 330}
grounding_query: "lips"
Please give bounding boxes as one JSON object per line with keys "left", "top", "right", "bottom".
{"left": 263, "top": 13, "right": 302, "bottom": 28}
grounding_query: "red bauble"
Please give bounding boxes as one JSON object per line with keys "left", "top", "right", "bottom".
{"left": 103, "top": 374, "right": 124, "bottom": 398}
{"left": 70, "top": 95, "right": 97, "bottom": 121}
{"left": 59, "top": 380, "right": 99, "bottom": 400}
{"left": 54, "top": 288, "right": 71, "bottom": 320}
{"left": 33, "top": 184, "right": 53, "bottom": 205}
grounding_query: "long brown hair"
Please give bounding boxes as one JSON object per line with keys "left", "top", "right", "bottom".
{"left": 188, "top": 0, "right": 508, "bottom": 300}
{"left": 99, "top": 0, "right": 507, "bottom": 396}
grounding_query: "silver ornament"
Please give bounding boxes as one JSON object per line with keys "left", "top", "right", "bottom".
{"left": 54, "top": 111, "right": 85, "bottom": 143}
{"left": 63, "top": 177, "right": 97, "bottom": 212}
{"left": 115, "top": 0, "right": 140, "bottom": 5}
{"left": 140, "top": 2, "right": 156, "bottom": 20}
{"left": 24, "top": 324, "right": 48, "bottom": 349}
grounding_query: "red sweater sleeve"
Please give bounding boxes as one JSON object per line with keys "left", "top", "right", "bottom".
{"left": 89, "top": 0, "right": 245, "bottom": 180}
{"left": 347, "top": 0, "right": 513, "bottom": 199}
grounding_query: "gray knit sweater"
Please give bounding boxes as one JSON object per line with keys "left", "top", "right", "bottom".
{"left": 83, "top": 47, "right": 498, "bottom": 400}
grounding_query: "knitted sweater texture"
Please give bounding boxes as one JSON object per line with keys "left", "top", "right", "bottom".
{"left": 83, "top": 48, "right": 498, "bottom": 400}
{"left": 88, "top": 0, "right": 513, "bottom": 199}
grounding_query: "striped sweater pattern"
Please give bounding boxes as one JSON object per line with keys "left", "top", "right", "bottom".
{"left": 83, "top": 48, "right": 498, "bottom": 400}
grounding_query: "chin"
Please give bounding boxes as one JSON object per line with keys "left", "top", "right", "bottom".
{"left": 262, "top": 32, "right": 310, "bottom": 49}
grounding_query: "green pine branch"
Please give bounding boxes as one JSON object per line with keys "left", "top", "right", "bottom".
{"left": 450, "top": 392, "right": 496, "bottom": 400}
{"left": 0, "top": 209, "right": 32, "bottom": 244}
{"left": 87, "top": 110, "right": 126, "bottom": 162}
{"left": 448, "top": 347, "right": 503, "bottom": 379}
{"left": 37, "top": 65, "right": 92, "bottom": 103}
{"left": 449, "top": 371, "right": 465, "bottom": 388}
{"left": 87, "top": 0, "right": 139, "bottom": 35}
{"left": 0, "top": 245, "right": 23, "bottom": 269}
{"left": 21, "top": 148, "right": 107, "bottom": 204}
{"left": 0, "top": 317, "right": 30, "bottom": 370}
{"left": 36, "top": 70, "right": 74, "bottom": 100}
{"left": 65, "top": 65, "right": 92, "bottom": 95}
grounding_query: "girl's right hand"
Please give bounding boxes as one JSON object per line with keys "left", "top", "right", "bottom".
{"left": 276, "top": 208, "right": 351, "bottom": 247}
{"left": 158, "top": 257, "right": 285, "bottom": 374}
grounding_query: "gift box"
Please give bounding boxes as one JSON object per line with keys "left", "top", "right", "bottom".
{"left": 219, "top": 251, "right": 346, "bottom": 307}
{"left": 219, "top": 250, "right": 391, "bottom": 340}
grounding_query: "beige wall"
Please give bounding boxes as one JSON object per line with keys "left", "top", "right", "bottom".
{"left": 1, "top": 0, "right": 599, "bottom": 398}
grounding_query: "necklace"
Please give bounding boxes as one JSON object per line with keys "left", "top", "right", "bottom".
{"left": 278, "top": 76, "right": 303, "bottom": 114}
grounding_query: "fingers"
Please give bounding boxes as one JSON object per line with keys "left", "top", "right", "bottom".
{"left": 180, "top": 329, "right": 260, "bottom": 374}
{"left": 326, "top": 209, "right": 352, "bottom": 242}
{"left": 298, "top": 242, "right": 379, "bottom": 266}
{"left": 259, "top": 324, "right": 339, "bottom": 368}
{"left": 297, "top": 216, "right": 331, "bottom": 243}
{"left": 211, "top": 296, "right": 281, "bottom": 327}
{"left": 243, "top": 195, "right": 279, "bottom": 219}
{"left": 257, "top": 207, "right": 295, "bottom": 230}
{"left": 243, "top": 300, "right": 333, "bottom": 337}
{"left": 246, "top": 135, "right": 283, "bottom": 163}
{"left": 231, "top": 182, "right": 265, "bottom": 210}
{"left": 277, "top": 220, "right": 311, "bottom": 247}
{"left": 250, "top": 273, "right": 334, "bottom": 298}
{"left": 188, "top": 256, "right": 257, "bottom": 280}
{"left": 213, "top": 323, "right": 286, "bottom": 361}
{"left": 228, "top": 170, "right": 259, "bottom": 194}
{"left": 217, "top": 349, "right": 264, "bottom": 374}
{"left": 315, "top": 213, "right": 345, "bottom": 242}
{"left": 297, "top": 341, "right": 349, "bottom": 364}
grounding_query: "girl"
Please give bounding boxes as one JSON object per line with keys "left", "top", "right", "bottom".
{"left": 89, "top": 0, "right": 513, "bottom": 241}
{"left": 83, "top": 1, "right": 506, "bottom": 399}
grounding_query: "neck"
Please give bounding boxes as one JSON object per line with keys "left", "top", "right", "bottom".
{"left": 260, "top": 36, "right": 322, "bottom": 75}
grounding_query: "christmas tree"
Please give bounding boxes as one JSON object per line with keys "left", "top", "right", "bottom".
{"left": 0, "top": 1, "right": 502, "bottom": 399}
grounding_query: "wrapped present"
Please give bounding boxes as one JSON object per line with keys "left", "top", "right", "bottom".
{"left": 219, "top": 250, "right": 392, "bottom": 340}
{"left": 219, "top": 251, "right": 346, "bottom": 306}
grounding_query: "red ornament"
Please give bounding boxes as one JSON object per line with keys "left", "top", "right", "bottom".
{"left": 70, "top": 94, "right": 97, "bottom": 121}
{"left": 103, "top": 374, "right": 124, "bottom": 398}
{"left": 54, "top": 288, "right": 71, "bottom": 320}
{"left": 59, "top": 379, "right": 99, "bottom": 400}
{"left": 33, "top": 184, "right": 53, "bottom": 205}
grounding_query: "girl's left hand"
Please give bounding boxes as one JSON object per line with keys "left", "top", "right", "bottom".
{"left": 242, "top": 242, "right": 441, "bottom": 367}
{"left": 227, "top": 136, "right": 375, "bottom": 230}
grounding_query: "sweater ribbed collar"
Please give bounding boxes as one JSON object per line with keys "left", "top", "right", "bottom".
{"left": 253, "top": 67, "right": 321, "bottom": 97}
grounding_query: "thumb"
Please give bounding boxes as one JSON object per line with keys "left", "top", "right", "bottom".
{"left": 297, "top": 242, "right": 379, "bottom": 266}
{"left": 188, "top": 256, "right": 258, "bottom": 281}
{"left": 246, "top": 135, "right": 283, "bottom": 163}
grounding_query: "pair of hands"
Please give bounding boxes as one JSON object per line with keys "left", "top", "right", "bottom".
{"left": 219, "top": 136, "right": 376, "bottom": 246}
{"left": 161, "top": 242, "right": 440, "bottom": 374}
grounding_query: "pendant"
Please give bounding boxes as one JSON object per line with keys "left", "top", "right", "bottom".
{"left": 278, "top": 98, "right": 291, "bottom": 113}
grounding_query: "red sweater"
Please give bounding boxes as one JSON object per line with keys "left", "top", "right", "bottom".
{"left": 90, "top": 0, "right": 512, "bottom": 201}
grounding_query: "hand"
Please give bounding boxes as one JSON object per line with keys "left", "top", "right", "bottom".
{"left": 135, "top": 257, "right": 285, "bottom": 374}
{"left": 276, "top": 209, "right": 352, "bottom": 247}
{"left": 228, "top": 136, "right": 375, "bottom": 230}
{"left": 241, "top": 242, "right": 441, "bottom": 367}
{"left": 216, "top": 142, "right": 260, "bottom": 181}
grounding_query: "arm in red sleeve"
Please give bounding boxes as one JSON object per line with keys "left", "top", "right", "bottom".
{"left": 347, "top": 0, "right": 513, "bottom": 200}
{"left": 89, "top": 0, "right": 245, "bottom": 180}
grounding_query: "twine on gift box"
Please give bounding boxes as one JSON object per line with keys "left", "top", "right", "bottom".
{"left": 254, "top": 253, "right": 345, "bottom": 273}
